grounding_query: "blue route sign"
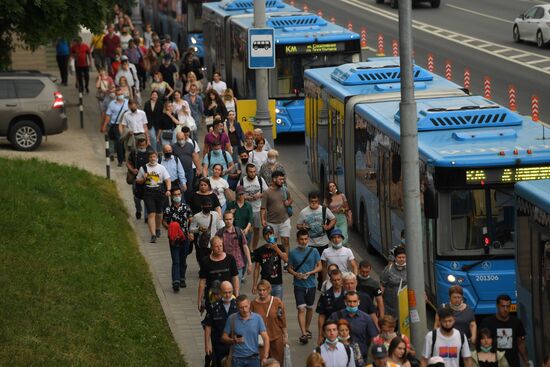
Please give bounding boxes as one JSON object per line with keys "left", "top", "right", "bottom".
{"left": 248, "top": 28, "right": 275, "bottom": 69}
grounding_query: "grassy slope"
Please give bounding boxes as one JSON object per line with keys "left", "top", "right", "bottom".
{"left": 0, "top": 158, "right": 185, "bottom": 366}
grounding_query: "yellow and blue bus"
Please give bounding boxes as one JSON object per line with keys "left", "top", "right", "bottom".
{"left": 203, "top": 9, "right": 361, "bottom": 134}
{"left": 305, "top": 64, "right": 550, "bottom": 313}
{"left": 515, "top": 180, "right": 550, "bottom": 365}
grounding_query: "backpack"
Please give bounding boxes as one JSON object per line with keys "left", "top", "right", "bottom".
{"left": 430, "top": 328, "right": 466, "bottom": 367}
{"left": 198, "top": 214, "right": 213, "bottom": 248}
{"left": 239, "top": 176, "right": 264, "bottom": 193}
{"left": 207, "top": 150, "right": 230, "bottom": 168}
{"left": 315, "top": 344, "right": 351, "bottom": 366}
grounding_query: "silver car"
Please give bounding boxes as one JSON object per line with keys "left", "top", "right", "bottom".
{"left": 0, "top": 71, "right": 67, "bottom": 151}
{"left": 513, "top": 4, "right": 550, "bottom": 48}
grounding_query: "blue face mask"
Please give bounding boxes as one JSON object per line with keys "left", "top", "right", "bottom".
{"left": 267, "top": 235, "right": 276, "bottom": 244}
{"left": 346, "top": 306, "right": 358, "bottom": 314}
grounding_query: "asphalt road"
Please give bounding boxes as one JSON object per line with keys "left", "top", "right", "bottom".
{"left": 294, "top": 0, "right": 550, "bottom": 123}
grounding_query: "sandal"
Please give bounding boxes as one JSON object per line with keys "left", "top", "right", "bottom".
{"left": 306, "top": 330, "right": 312, "bottom": 339}
{"left": 299, "top": 334, "right": 309, "bottom": 344}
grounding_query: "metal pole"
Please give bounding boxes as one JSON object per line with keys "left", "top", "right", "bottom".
{"left": 398, "top": 0, "right": 427, "bottom": 353}
{"left": 131, "top": 0, "right": 143, "bottom": 31}
{"left": 105, "top": 134, "right": 111, "bottom": 179}
{"left": 79, "top": 91, "right": 84, "bottom": 129}
{"left": 253, "top": 0, "right": 274, "bottom": 148}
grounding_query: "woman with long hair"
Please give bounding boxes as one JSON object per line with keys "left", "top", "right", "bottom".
{"left": 118, "top": 75, "right": 132, "bottom": 100}
{"left": 204, "top": 88, "right": 228, "bottom": 127}
{"left": 337, "top": 318, "right": 365, "bottom": 367}
{"left": 471, "top": 328, "right": 509, "bottom": 367}
{"left": 143, "top": 90, "right": 163, "bottom": 152}
{"left": 225, "top": 110, "right": 244, "bottom": 162}
{"left": 248, "top": 138, "right": 268, "bottom": 172}
{"left": 222, "top": 88, "right": 238, "bottom": 113}
{"left": 388, "top": 336, "right": 411, "bottom": 367}
{"left": 185, "top": 71, "right": 203, "bottom": 94}
{"left": 188, "top": 177, "right": 222, "bottom": 218}
{"left": 157, "top": 102, "right": 179, "bottom": 146}
{"left": 250, "top": 280, "right": 287, "bottom": 364}
{"left": 150, "top": 71, "right": 174, "bottom": 100}
{"left": 324, "top": 181, "right": 352, "bottom": 246}
{"left": 209, "top": 164, "right": 232, "bottom": 213}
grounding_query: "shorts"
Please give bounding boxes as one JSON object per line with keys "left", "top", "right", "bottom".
{"left": 144, "top": 189, "right": 165, "bottom": 214}
{"left": 268, "top": 218, "right": 291, "bottom": 238}
{"left": 294, "top": 286, "right": 316, "bottom": 309}
{"left": 252, "top": 211, "right": 261, "bottom": 228}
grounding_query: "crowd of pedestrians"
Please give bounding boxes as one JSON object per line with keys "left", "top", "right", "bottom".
{"left": 58, "top": 5, "right": 539, "bottom": 367}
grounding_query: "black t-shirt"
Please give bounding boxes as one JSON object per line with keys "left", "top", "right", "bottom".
{"left": 253, "top": 244, "right": 286, "bottom": 285}
{"left": 480, "top": 315, "right": 526, "bottom": 367}
{"left": 189, "top": 192, "right": 221, "bottom": 214}
{"left": 358, "top": 291, "right": 377, "bottom": 315}
{"left": 357, "top": 276, "right": 383, "bottom": 301}
{"left": 159, "top": 113, "right": 175, "bottom": 130}
{"left": 316, "top": 288, "right": 345, "bottom": 317}
{"left": 159, "top": 63, "right": 178, "bottom": 87}
{"left": 199, "top": 254, "right": 238, "bottom": 289}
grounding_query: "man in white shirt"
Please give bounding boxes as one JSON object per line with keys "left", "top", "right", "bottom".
{"left": 115, "top": 55, "right": 140, "bottom": 90}
{"left": 316, "top": 320, "right": 355, "bottom": 367}
{"left": 237, "top": 163, "right": 267, "bottom": 250}
{"left": 321, "top": 229, "right": 358, "bottom": 280}
{"left": 206, "top": 71, "right": 227, "bottom": 96}
{"left": 120, "top": 99, "right": 149, "bottom": 155}
{"left": 421, "top": 307, "right": 472, "bottom": 367}
{"left": 190, "top": 198, "right": 224, "bottom": 261}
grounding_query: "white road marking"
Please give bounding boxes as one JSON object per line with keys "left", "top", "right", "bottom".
{"left": 340, "top": 0, "right": 550, "bottom": 76}
{"left": 445, "top": 3, "right": 514, "bottom": 24}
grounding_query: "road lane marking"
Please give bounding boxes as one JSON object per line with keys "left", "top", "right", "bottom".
{"left": 340, "top": 0, "right": 550, "bottom": 76}
{"left": 445, "top": 4, "right": 514, "bottom": 24}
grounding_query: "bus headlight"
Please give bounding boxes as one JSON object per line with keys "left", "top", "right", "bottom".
{"left": 276, "top": 118, "right": 282, "bottom": 125}
{"left": 190, "top": 37, "right": 197, "bottom": 45}
{"left": 275, "top": 108, "right": 280, "bottom": 114}
{"left": 447, "top": 274, "right": 456, "bottom": 283}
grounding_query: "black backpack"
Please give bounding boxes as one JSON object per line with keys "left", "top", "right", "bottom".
{"left": 239, "top": 176, "right": 264, "bottom": 193}
{"left": 315, "top": 344, "right": 351, "bottom": 366}
{"left": 430, "top": 328, "right": 466, "bottom": 367}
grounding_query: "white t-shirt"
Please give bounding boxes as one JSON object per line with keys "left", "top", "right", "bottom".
{"left": 297, "top": 206, "right": 336, "bottom": 247}
{"left": 422, "top": 329, "right": 471, "bottom": 367}
{"left": 137, "top": 163, "right": 170, "bottom": 188}
{"left": 207, "top": 80, "right": 227, "bottom": 96}
{"left": 239, "top": 175, "right": 267, "bottom": 212}
{"left": 321, "top": 247, "right": 355, "bottom": 273}
{"left": 209, "top": 177, "right": 230, "bottom": 207}
{"left": 190, "top": 211, "right": 224, "bottom": 243}
{"left": 248, "top": 149, "right": 268, "bottom": 172}
{"left": 122, "top": 109, "right": 148, "bottom": 133}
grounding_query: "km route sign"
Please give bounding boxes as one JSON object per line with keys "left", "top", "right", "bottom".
{"left": 248, "top": 28, "right": 275, "bottom": 69}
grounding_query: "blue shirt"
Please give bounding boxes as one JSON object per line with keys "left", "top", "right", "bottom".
{"left": 160, "top": 156, "right": 186, "bottom": 184}
{"left": 105, "top": 100, "right": 129, "bottom": 125}
{"left": 329, "top": 309, "right": 377, "bottom": 359}
{"left": 56, "top": 39, "right": 69, "bottom": 56}
{"left": 203, "top": 150, "right": 233, "bottom": 180}
{"left": 289, "top": 246, "right": 321, "bottom": 288}
{"left": 223, "top": 312, "right": 266, "bottom": 358}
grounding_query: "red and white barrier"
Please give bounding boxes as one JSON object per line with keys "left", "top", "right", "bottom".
{"left": 445, "top": 60, "right": 452, "bottom": 81}
{"left": 427, "top": 54, "right": 434, "bottom": 72}
{"left": 532, "top": 95, "right": 540, "bottom": 122}
{"left": 463, "top": 68, "right": 471, "bottom": 90}
{"left": 360, "top": 28, "right": 367, "bottom": 49}
{"left": 392, "top": 40, "right": 398, "bottom": 57}
{"left": 376, "top": 33, "right": 385, "bottom": 56}
{"left": 330, "top": 17, "right": 336, "bottom": 24}
{"left": 483, "top": 76, "right": 491, "bottom": 99}
{"left": 347, "top": 21, "right": 353, "bottom": 32}
{"left": 508, "top": 85, "right": 517, "bottom": 111}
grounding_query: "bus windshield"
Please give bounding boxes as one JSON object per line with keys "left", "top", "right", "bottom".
{"left": 270, "top": 52, "right": 358, "bottom": 98}
{"left": 442, "top": 188, "right": 515, "bottom": 256}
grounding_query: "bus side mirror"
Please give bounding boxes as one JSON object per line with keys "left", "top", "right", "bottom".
{"left": 424, "top": 188, "right": 438, "bottom": 219}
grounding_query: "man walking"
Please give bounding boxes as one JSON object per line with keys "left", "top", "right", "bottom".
{"left": 101, "top": 88, "right": 128, "bottom": 167}
{"left": 238, "top": 164, "right": 267, "bottom": 250}
{"left": 120, "top": 99, "right": 149, "bottom": 156}
{"left": 341, "top": 272, "right": 379, "bottom": 328}
{"left": 316, "top": 320, "right": 356, "bottom": 367}
{"left": 357, "top": 259, "right": 385, "bottom": 317}
{"left": 127, "top": 138, "right": 151, "bottom": 220}
{"left": 103, "top": 24, "right": 121, "bottom": 75}
{"left": 55, "top": 38, "right": 70, "bottom": 86}
{"left": 421, "top": 306, "right": 472, "bottom": 367}
{"left": 252, "top": 226, "right": 288, "bottom": 299}
{"left": 261, "top": 171, "right": 292, "bottom": 254}
{"left": 287, "top": 229, "right": 322, "bottom": 345}
{"left": 221, "top": 294, "right": 270, "bottom": 367}
{"left": 173, "top": 128, "right": 201, "bottom": 203}
{"left": 70, "top": 36, "right": 92, "bottom": 93}
{"left": 160, "top": 144, "right": 187, "bottom": 193}
{"left": 204, "top": 281, "right": 238, "bottom": 366}
{"left": 316, "top": 269, "right": 345, "bottom": 345}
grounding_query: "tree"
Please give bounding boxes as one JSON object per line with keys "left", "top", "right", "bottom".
{"left": 0, "top": 0, "right": 135, "bottom": 70}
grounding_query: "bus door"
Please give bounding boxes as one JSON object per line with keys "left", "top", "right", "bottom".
{"left": 306, "top": 92, "right": 319, "bottom": 181}
{"left": 328, "top": 109, "right": 336, "bottom": 183}
{"left": 532, "top": 232, "right": 550, "bottom": 360}
{"left": 378, "top": 146, "right": 392, "bottom": 254}
{"left": 335, "top": 107, "right": 345, "bottom": 192}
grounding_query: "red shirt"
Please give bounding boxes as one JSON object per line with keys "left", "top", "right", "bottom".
{"left": 71, "top": 43, "right": 91, "bottom": 67}
{"left": 103, "top": 33, "right": 121, "bottom": 58}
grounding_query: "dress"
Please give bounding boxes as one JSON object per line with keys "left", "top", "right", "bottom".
{"left": 380, "top": 263, "right": 407, "bottom": 318}
{"left": 326, "top": 193, "right": 350, "bottom": 246}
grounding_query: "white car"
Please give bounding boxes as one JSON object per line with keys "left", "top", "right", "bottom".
{"left": 513, "top": 4, "right": 550, "bottom": 48}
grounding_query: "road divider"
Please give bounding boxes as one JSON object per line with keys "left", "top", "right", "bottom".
{"left": 532, "top": 95, "right": 540, "bottom": 122}
{"left": 484, "top": 76, "right": 491, "bottom": 99}
{"left": 376, "top": 33, "right": 385, "bottom": 56}
{"left": 445, "top": 60, "right": 452, "bottom": 81}
{"left": 509, "top": 85, "right": 517, "bottom": 111}
{"left": 464, "top": 68, "right": 471, "bottom": 90}
{"left": 392, "top": 39, "right": 398, "bottom": 57}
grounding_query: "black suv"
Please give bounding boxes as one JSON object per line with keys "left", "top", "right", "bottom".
{"left": 0, "top": 71, "right": 68, "bottom": 150}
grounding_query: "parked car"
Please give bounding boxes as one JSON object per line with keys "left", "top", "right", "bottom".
{"left": 0, "top": 71, "right": 67, "bottom": 151}
{"left": 513, "top": 4, "right": 550, "bottom": 48}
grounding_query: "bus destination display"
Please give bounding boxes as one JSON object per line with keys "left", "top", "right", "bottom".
{"left": 466, "top": 166, "right": 550, "bottom": 184}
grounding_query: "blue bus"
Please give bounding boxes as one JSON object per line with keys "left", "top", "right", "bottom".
{"left": 304, "top": 58, "right": 469, "bottom": 195}
{"left": 515, "top": 180, "right": 550, "bottom": 366}
{"left": 306, "top": 81, "right": 550, "bottom": 313}
{"left": 203, "top": 9, "right": 361, "bottom": 134}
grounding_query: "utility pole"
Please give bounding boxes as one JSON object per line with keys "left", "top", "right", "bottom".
{"left": 253, "top": 0, "right": 274, "bottom": 147}
{"left": 398, "top": 0, "right": 427, "bottom": 353}
{"left": 131, "top": 0, "right": 142, "bottom": 31}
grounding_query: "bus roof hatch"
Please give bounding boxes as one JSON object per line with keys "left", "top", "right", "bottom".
{"left": 330, "top": 62, "right": 433, "bottom": 86}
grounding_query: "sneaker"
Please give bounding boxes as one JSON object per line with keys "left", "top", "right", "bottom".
{"left": 180, "top": 279, "right": 187, "bottom": 288}
{"left": 173, "top": 282, "right": 180, "bottom": 292}
{"left": 299, "top": 335, "right": 309, "bottom": 345}
{"left": 135, "top": 212, "right": 142, "bottom": 220}
{"left": 155, "top": 229, "right": 161, "bottom": 238}
{"left": 109, "top": 154, "right": 114, "bottom": 162}
{"left": 150, "top": 235, "right": 157, "bottom": 243}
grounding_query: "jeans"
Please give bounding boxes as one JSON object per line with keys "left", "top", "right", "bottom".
{"left": 169, "top": 240, "right": 190, "bottom": 284}
{"left": 237, "top": 267, "right": 245, "bottom": 283}
{"left": 148, "top": 126, "right": 158, "bottom": 152}
{"left": 184, "top": 168, "right": 195, "bottom": 204}
{"left": 232, "top": 355, "right": 260, "bottom": 367}
{"left": 271, "top": 284, "right": 283, "bottom": 299}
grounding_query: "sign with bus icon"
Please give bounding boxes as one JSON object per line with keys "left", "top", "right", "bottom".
{"left": 248, "top": 28, "right": 275, "bottom": 69}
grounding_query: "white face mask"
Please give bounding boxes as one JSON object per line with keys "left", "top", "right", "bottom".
{"left": 267, "top": 158, "right": 276, "bottom": 164}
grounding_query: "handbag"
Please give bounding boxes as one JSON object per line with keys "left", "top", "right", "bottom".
{"left": 283, "top": 344, "right": 292, "bottom": 367}
{"left": 282, "top": 186, "right": 293, "bottom": 217}
{"left": 259, "top": 296, "right": 274, "bottom": 347}
{"left": 161, "top": 130, "right": 173, "bottom": 140}
{"left": 221, "top": 314, "right": 236, "bottom": 367}
{"left": 126, "top": 169, "right": 137, "bottom": 184}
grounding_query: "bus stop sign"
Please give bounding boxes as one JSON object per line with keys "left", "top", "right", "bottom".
{"left": 248, "top": 28, "right": 275, "bottom": 69}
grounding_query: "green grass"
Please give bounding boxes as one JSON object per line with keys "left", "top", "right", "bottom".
{"left": 0, "top": 158, "right": 185, "bottom": 367}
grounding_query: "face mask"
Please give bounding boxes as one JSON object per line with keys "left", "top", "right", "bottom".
{"left": 267, "top": 158, "right": 276, "bottom": 164}
{"left": 440, "top": 324, "right": 454, "bottom": 333}
{"left": 357, "top": 274, "right": 370, "bottom": 280}
{"left": 332, "top": 242, "right": 343, "bottom": 249}
{"left": 241, "top": 158, "right": 248, "bottom": 164}
{"left": 267, "top": 235, "right": 276, "bottom": 244}
{"left": 116, "top": 95, "right": 125, "bottom": 101}
{"left": 164, "top": 152, "right": 172, "bottom": 159}
{"left": 212, "top": 149, "right": 221, "bottom": 155}
{"left": 202, "top": 208, "right": 211, "bottom": 214}
{"left": 150, "top": 158, "right": 158, "bottom": 165}
{"left": 154, "top": 78, "right": 160, "bottom": 82}
{"left": 381, "top": 331, "right": 397, "bottom": 340}
{"left": 298, "top": 243, "right": 308, "bottom": 249}
{"left": 177, "top": 140, "right": 185, "bottom": 146}
{"left": 338, "top": 335, "right": 350, "bottom": 342}
{"left": 480, "top": 345, "right": 492, "bottom": 353}
{"left": 449, "top": 302, "right": 463, "bottom": 312}
{"left": 346, "top": 306, "right": 358, "bottom": 313}
{"left": 400, "top": 238, "right": 406, "bottom": 245}
{"left": 109, "top": 93, "right": 116, "bottom": 99}
{"left": 325, "top": 338, "right": 338, "bottom": 345}
{"left": 138, "top": 148, "right": 147, "bottom": 153}
{"left": 395, "top": 263, "right": 407, "bottom": 270}
{"left": 172, "top": 196, "right": 181, "bottom": 204}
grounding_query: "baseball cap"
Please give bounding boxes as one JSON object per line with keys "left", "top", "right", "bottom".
{"left": 427, "top": 357, "right": 445, "bottom": 367}
{"left": 236, "top": 186, "right": 246, "bottom": 195}
{"left": 263, "top": 225, "right": 274, "bottom": 236}
{"left": 120, "top": 55, "right": 129, "bottom": 61}
{"left": 371, "top": 344, "right": 388, "bottom": 359}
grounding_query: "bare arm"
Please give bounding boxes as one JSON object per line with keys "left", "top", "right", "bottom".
{"left": 252, "top": 262, "right": 260, "bottom": 294}
{"left": 232, "top": 275, "right": 240, "bottom": 296}
{"left": 260, "top": 208, "right": 267, "bottom": 227}
{"left": 517, "top": 337, "right": 529, "bottom": 366}
{"left": 375, "top": 295, "right": 385, "bottom": 317}
{"left": 350, "top": 259, "right": 358, "bottom": 275}
{"left": 273, "top": 244, "right": 288, "bottom": 263}
{"left": 192, "top": 152, "right": 202, "bottom": 173}
{"left": 204, "top": 325, "right": 212, "bottom": 355}
{"left": 469, "top": 320, "right": 477, "bottom": 345}
{"left": 260, "top": 331, "right": 270, "bottom": 360}
{"left": 463, "top": 357, "right": 473, "bottom": 367}
{"left": 197, "top": 278, "right": 206, "bottom": 312}
{"left": 317, "top": 314, "right": 326, "bottom": 345}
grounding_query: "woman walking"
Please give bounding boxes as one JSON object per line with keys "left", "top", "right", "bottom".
{"left": 324, "top": 181, "right": 352, "bottom": 246}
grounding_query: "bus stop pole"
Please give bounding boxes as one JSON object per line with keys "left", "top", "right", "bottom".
{"left": 398, "top": 0, "right": 427, "bottom": 353}
{"left": 253, "top": 0, "right": 274, "bottom": 148}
